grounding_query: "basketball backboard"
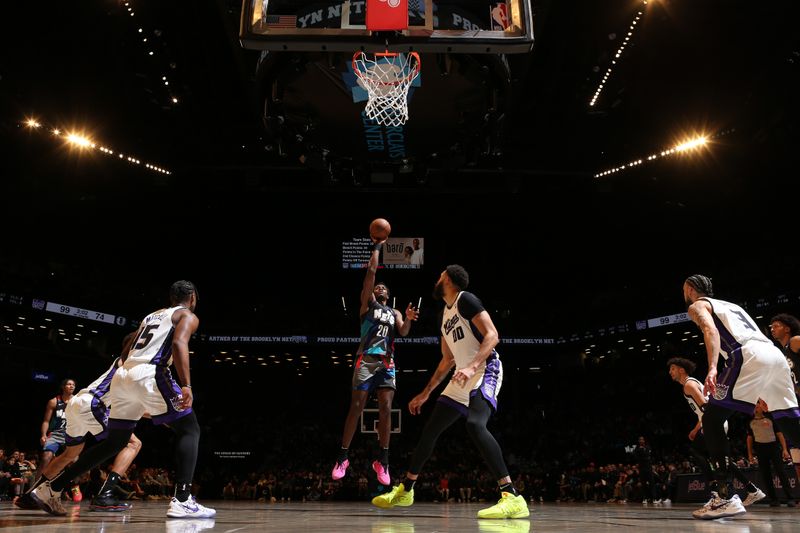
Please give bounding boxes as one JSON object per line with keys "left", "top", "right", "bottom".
{"left": 240, "top": 0, "right": 534, "bottom": 53}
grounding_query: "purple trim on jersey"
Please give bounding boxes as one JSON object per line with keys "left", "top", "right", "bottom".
{"left": 151, "top": 408, "right": 192, "bottom": 425}
{"left": 771, "top": 406, "right": 800, "bottom": 420}
{"left": 108, "top": 418, "right": 138, "bottom": 430}
{"left": 470, "top": 355, "right": 501, "bottom": 412}
{"left": 151, "top": 366, "right": 192, "bottom": 425}
{"left": 65, "top": 434, "right": 85, "bottom": 446}
{"left": 710, "top": 313, "right": 743, "bottom": 355}
{"left": 148, "top": 328, "right": 175, "bottom": 366}
{"left": 89, "top": 361, "right": 118, "bottom": 403}
{"left": 90, "top": 396, "right": 109, "bottom": 434}
{"left": 707, "top": 345, "right": 754, "bottom": 414}
{"left": 468, "top": 319, "right": 484, "bottom": 343}
{"left": 437, "top": 395, "right": 469, "bottom": 417}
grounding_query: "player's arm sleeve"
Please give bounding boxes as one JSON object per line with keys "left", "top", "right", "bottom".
{"left": 456, "top": 292, "right": 485, "bottom": 321}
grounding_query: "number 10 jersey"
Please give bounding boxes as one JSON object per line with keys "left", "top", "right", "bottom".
{"left": 439, "top": 291, "right": 503, "bottom": 414}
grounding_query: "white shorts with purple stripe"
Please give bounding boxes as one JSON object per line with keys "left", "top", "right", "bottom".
{"left": 65, "top": 392, "right": 110, "bottom": 445}
{"left": 709, "top": 341, "right": 800, "bottom": 419}
{"left": 108, "top": 363, "right": 191, "bottom": 429}
{"left": 439, "top": 356, "right": 503, "bottom": 416}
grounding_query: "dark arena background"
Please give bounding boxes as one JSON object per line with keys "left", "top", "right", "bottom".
{"left": 1, "top": 0, "right": 800, "bottom": 531}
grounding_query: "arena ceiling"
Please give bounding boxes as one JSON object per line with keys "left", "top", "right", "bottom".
{"left": 1, "top": 0, "right": 798, "bottom": 336}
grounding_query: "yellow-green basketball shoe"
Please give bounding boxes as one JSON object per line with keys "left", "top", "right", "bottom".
{"left": 371, "top": 483, "right": 415, "bottom": 509}
{"left": 477, "top": 492, "right": 530, "bottom": 519}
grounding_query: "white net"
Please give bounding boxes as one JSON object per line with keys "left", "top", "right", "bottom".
{"left": 353, "top": 51, "right": 421, "bottom": 127}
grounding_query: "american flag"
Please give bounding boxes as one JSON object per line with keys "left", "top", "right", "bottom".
{"left": 265, "top": 14, "right": 297, "bottom": 29}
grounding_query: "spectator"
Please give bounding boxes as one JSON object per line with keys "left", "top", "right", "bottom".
{"left": 746, "top": 400, "right": 797, "bottom": 507}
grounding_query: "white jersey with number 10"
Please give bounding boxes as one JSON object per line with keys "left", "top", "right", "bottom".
{"left": 441, "top": 293, "right": 495, "bottom": 369}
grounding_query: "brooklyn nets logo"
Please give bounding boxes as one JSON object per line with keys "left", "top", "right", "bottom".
{"left": 379, "top": 0, "right": 402, "bottom": 7}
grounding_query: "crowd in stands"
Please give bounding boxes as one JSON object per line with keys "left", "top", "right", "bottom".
{"left": 2, "top": 355, "right": 796, "bottom": 505}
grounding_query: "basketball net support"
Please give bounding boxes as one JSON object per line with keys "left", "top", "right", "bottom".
{"left": 354, "top": 0, "right": 420, "bottom": 126}
{"left": 366, "top": 0, "right": 409, "bottom": 32}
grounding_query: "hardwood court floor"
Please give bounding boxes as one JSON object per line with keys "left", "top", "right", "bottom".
{"left": 1, "top": 500, "right": 798, "bottom": 532}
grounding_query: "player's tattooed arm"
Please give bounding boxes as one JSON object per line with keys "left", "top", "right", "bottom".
{"left": 689, "top": 300, "right": 722, "bottom": 395}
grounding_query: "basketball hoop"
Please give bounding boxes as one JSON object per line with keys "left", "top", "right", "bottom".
{"left": 353, "top": 51, "right": 421, "bottom": 127}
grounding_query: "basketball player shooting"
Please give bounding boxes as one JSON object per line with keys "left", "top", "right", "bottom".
{"left": 332, "top": 219, "right": 419, "bottom": 487}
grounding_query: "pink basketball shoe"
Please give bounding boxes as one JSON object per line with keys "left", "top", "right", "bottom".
{"left": 372, "top": 460, "right": 390, "bottom": 486}
{"left": 332, "top": 459, "right": 350, "bottom": 480}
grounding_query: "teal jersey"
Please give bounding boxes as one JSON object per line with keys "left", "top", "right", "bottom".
{"left": 357, "top": 299, "right": 397, "bottom": 360}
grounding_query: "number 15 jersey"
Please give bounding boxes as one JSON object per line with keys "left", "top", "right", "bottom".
{"left": 125, "top": 305, "right": 188, "bottom": 368}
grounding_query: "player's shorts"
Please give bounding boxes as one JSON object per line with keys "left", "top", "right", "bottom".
{"left": 43, "top": 429, "right": 66, "bottom": 454}
{"left": 438, "top": 356, "right": 503, "bottom": 417}
{"left": 709, "top": 341, "right": 800, "bottom": 419}
{"left": 108, "top": 363, "right": 191, "bottom": 429}
{"left": 65, "top": 392, "right": 109, "bottom": 446}
{"left": 353, "top": 354, "right": 396, "bottom": 392}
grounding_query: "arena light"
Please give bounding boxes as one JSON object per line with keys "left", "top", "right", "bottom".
{"left": 590, "top": 0, "right": 649, "bottom": 107}
{"left": 122, "top": 1, "right": 180, "bottom": 106}
{"left": 594, "top": 135, "right": 709, "bottom": 178}
{"left": 66, "top": 132, "right": 94, "bottom": 148}
{"left": 675, "top": 136, "right": 707, "bottom": 151}
{"left": 21, "top": 115, "right": 172, "bottom": 175}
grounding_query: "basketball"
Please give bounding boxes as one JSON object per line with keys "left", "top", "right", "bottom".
{"left": 370, "top": 218, "right": 391, "bottom": 241}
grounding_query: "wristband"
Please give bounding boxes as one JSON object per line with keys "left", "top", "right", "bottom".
{"left": 183, "top": 384, "right": 192, "bottom": 389}
{"left": 372, "top": 243, "right": 383, "bottom": 252}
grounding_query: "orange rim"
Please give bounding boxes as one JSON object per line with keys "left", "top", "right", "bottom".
{"left": 352, "top": 51, "right": 421, "bottom": 86}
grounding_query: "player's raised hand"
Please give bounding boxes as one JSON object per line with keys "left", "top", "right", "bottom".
{"left": 405, "top": 303, "right": 419, "bottom": 321}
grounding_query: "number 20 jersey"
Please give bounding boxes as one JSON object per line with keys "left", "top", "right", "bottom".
{"left": 357, "top": 299, "right": 396, "bottom": 359}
